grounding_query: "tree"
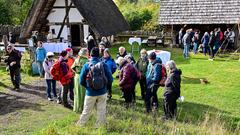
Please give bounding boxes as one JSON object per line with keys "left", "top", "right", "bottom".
{"left": 0, "top": 0, "right": 11, "bottom": 24}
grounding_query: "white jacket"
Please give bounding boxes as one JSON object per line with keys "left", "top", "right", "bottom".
{"left": 43, "top": 59, "right": 55, "bottom": 80}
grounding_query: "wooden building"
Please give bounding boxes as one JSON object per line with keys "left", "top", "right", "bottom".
{"left": 159, "top": 0, "right": 240, "bottom": 48}
{"left": 20, "top": 0, "right": 129, "bottom": 47}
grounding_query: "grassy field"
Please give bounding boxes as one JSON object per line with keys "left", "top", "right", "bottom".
{"left": 1, "top": 43, "right": 240, "bottom": 135}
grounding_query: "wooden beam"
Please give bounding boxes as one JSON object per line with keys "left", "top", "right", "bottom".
{"left": 57, "top": 2, "right": 73, "bottom": 39}
{"left": 47, "top": 22, "right": 83, "bottom": 26}
{"left": 53, "top": 6, "right": 76, "bottom": 9}
{"left": 3, "top": 35, "right": 8, "bottom": 53}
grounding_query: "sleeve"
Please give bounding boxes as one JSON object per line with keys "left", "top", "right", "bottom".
{"left": 43, "top": 61, "right": 50, "bottom": 74}
{"left": 111, "top": 60, "right": 117, "bottom": 74}
{"left": 170, "top": 74, "right": 181, "bottom": 97}
{"left": 119, "top": 68, "right": 129, "bottom": 86}
{"left": 152, "top": 64, "right": 162, "bottom": 84}
{"left": 71, "top": 60, "right": 77, "bottom": 73}
{"left": 80, "top": 63, "right": 88, "bottom": 87}
{"left": 104, "top": 63, "right": 113, "bottom": 84}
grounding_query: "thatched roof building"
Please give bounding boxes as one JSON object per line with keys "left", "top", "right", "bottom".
{"left": 20, "top": 0, "right": 129, "bottom": 39}
{"left": 158, "top": 0, "right": 240, "bottom": 47}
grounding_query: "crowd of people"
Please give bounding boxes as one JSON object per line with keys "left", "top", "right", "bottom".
{"left": 179, "top": 27, "right": 236, "bottom": 60}
{"left": 4, "top": 40, "right": 182, "bottom": 127}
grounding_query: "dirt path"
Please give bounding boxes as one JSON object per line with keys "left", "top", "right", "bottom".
{"left": 0, "top": 78, "right": 73, "bottom": 135}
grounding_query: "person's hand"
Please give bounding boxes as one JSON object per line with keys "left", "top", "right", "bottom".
{"left": 10, "top": 61, "right": 16, "bottom": 66}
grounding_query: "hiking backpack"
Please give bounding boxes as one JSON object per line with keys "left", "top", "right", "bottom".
{"left": 50, "top": 61, "right": 62, "bottom": 81}
{"left": 159, "top": 64, "right": 167, "bottom": 87}
{"left": 86, "top": 62, "right": 108, "bottom": 90}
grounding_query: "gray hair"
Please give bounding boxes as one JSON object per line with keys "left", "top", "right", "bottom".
{"left": 166, "top": 60, "right": 177, "bottom": 71}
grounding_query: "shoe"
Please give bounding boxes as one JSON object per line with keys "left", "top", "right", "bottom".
{"left": 57, "top": 99, "right": 62, "bottom": 104}
{"left": 48, "top": 98, "right": 53, "bottom": 101}
{"left": 64, "top": 104, "right": 73, "bottom": 109}
{"left": 208, "top": 59, "right": 214, "bottom": 61}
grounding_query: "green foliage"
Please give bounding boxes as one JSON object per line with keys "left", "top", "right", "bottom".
{"left": 116, "top": 0, "right": 160, "bottom": 31}
{"left": 0, "top": 0, "right": 33, "bottom": 25}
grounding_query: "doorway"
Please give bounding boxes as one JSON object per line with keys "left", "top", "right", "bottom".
{"left": 70, "top": 25, "right": 81, "bottom": 47}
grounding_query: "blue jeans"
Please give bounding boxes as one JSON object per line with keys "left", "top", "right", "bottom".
{"left": 46, "top": 79, "right": 57, "bottom": 98}
{"left": 183, "top": 44, "right": 190, "bottom": 58}
{"left": 37, "top": 61, "right": 44, "bottom": 77}
{"left": 193, "top": 43, "right": 198, "bottom": 54}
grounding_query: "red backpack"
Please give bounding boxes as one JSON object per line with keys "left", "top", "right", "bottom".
{"left": 159, "top": 64, "right": 167, "bottom": 87}
{"left": 50, "top": 61, "right": 62, "bottom": 81}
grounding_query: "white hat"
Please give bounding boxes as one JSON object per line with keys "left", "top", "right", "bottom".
{"left": 46, "top": 52, "right": 54, "bottom": 57}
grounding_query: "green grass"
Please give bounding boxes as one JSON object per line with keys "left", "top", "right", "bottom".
{"left": 1, "top": 43, "right": 240, "bottom": 134}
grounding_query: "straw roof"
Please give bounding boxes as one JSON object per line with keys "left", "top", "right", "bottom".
{"left": 159, "top": 0, "right": 240, "bottom": 25}
{"left": 20, "top": 0, "right": 129, "bottom": 38}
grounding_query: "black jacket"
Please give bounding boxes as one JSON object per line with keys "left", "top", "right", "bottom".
{"left": 164, "top": 69, "right": 182, "bottom": 98}
{"left": 116, "top": 51, "right": 127, "bottom": 59}
{"left": 5, "top": 49, "right": 22, "bottom": 70}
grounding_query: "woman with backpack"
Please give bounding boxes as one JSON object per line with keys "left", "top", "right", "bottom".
{"left": 53, "top": 50, "right": 73, "bottom": 109}
{"left": 146, "top": 52, "right": 162, "bottom": 113}
{"left": 43, "top": 52, "right": 57, "bottom": 101}
{"left": 71, "top": 48, "right": 89, "bottom": 113}
{"left": 119, "top": 58, "right": 140, "bottom": 108}
{"left": 136, "top": 49, "right": 149, "bottom": 100}
{"left": 103, "top": 48, "right": 117, "bottom": 99}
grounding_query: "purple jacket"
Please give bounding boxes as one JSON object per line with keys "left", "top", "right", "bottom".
{"left": 119, "top": 62, "right": 136, "bottom": 90}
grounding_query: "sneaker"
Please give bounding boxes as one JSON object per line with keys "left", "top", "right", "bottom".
{"left": 57, "top": 99, "right": 62, "bottom": 104}
{"left": 208, "top": 59, "right": 214, "bottom": 61}
{"left": 64, "top": 104, "right": 73, "bottom": 109}
{"left": 48, "top": 98, "right": 53, "bottom": 101}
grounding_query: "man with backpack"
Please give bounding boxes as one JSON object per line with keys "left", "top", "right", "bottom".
{"left": 51, "top": 50, "right": 73, "bottom": 108}
{"left": 77, "top": 47, "right": 113, "bottom": 127}
{"left": 145, "top": 52, "right": 163, "bottom": 113}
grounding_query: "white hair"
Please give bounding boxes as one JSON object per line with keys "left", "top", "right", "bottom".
{"left": 166, "top": 60, "right": 177, "bottom": 71}
{"left": 119, "top": 46, "right": 125, "bottom": 51}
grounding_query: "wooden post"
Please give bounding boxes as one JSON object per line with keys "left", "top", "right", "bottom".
{"left": 57, "top": 2, "right": 73, "bottom": 39}
{"left": 3, "top": 35, "right": 8, "bottom": 53}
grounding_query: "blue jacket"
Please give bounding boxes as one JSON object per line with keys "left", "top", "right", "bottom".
{"left": 146, "top": 58, "right": 162, "bottom": 89}
{"left": 80, "top": 57, "right": 113, "bottom": 96}
{"left": 36, "top": 47, "right": 46, "bottom": 62}
{"left": 103, "top": 56, "right": 117, "bottom": 74}
{"left": 201, "top": 34, "right": 210, "bottom": 47}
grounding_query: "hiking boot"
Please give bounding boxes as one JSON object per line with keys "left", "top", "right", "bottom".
{"left": 64, "top": 104, "right": 73, "bottom": 110}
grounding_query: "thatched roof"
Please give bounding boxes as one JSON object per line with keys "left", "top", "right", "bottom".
{"left": 20, "top": 0, "right": 129, "bottom": 38}
{"left": 159, "top": 0, "right": 240, "bottom": 25}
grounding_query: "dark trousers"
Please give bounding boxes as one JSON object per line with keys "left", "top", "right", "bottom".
{"left": 122, "top": 88, "right": 134, "bottom": 103}
{"left": 69, "top": 78, "right": 74, "bottom": 101}
{"left": 107, "top": 83, "right": 112, "bottom": 97}
{"left": 10, "top": 68, "right": 20, "bottom": 88}
{"left": 163, "top": 94, "right": 177, "bottom": 119}
{"left": 145, "top": 85, "right": 159, "bottom": 112}
{"left": 139, "top": 77, "right": 147, "bottom": 99}
{"left": 61, "top": 84, "right": 70, "bottom": 106}
{"left": 46, "top": 79, "right": 57, "bottom": 98}
{"left": 209, "top": 46, "right": 214, "bottom": 59}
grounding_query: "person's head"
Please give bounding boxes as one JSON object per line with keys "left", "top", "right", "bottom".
{"left": 99, "top": 42, "right": 106, "bottom": 54}
{"left": 204, "top": 32, "right": 209, "bottom": 36}
{"left": 210, "top": 31, "right": 214, "bottom": 35}
{"left": 66, "top": 48, "right": 73, "bottom": 57}
{"left": 37, "top": 41, "right": 43, "bottom": 47}
{"left": 101, "top": 37, "right": 107, "bottom": 43}
{"left": 119, "top": 58, "right": 128, "bottom": 68}
{"left": 103, "top": 48, "right": 110, "bottom": 58}
{"left": 140, "top": 49, "right": 147, "bottom": 59}
{"left": 214, "top": 28, "right": 218, "bottom": 32}
{"left": 166, "top": 60, "right": 177, "bottom": 72}
{"left": 119, "top": 46, "right": 126, "bottom": 55}
{"left": 91, "top": 47, "right": 100, "bottom": 58}
{"left": 35, "top": 31, "right": 39, "bottom": 35}
{"left": 46, "top": 52, "right": 54, "bottom": 60}
{"left": 124, "top": 55, "right": 133, "bottom": 63}
{"left": 78, "top": 48, "right": 88, "bottom": 57}
{"left": 148, "top": 52, "right": 156, "bottom": 63}
{"left": 60, "top": 50, "right": 68, "bottom": 59}
{"left": 6, "top": 45, "right": 13, "bottom": 53}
